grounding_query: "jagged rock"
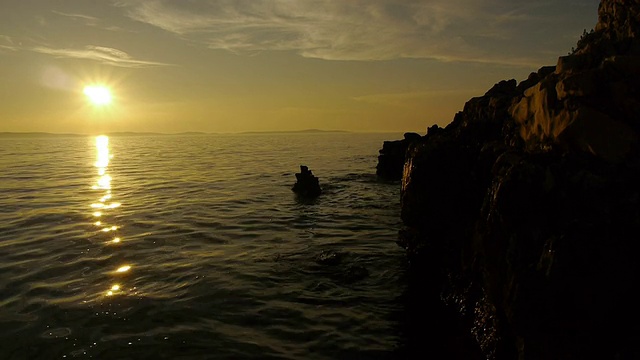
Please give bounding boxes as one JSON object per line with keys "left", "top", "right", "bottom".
{"left": 392, "top": 1, "right": 640, "bottom": 358}
{"left": 510, "top": 28, "right": 640, "bottom": 162}
{"left": 375, "top": 132, "right": 423, "bottom": 180}
{"left": 292, "top": 165, "right": 321, "bottom": 197}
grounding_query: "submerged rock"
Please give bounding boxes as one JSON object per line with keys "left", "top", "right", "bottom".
{"left": 315, "top": 250, "right": 345, "bottom": 266}
{"left": 314, "top": 250, "right": 369, "bottom": 283}
{"left": 342, "top": 264, "right": 369, "bottom": 283}
{"left": 292, "top": 165, "right": 321, "bottom": 197}
{"left": 389, "top": 1, "right": 640, "bottom": 358}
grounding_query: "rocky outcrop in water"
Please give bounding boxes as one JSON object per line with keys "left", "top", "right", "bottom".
{"left": 375, "top": 132, "right": 423, "bottom": 180}
{"left": 387, "top": 1, "right": 640, "bottom": 358}
{"left": 292, "top": 165, "right": 322, "bottom": 197}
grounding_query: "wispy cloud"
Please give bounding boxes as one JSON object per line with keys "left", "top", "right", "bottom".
{"left": 117, "top": 0, "right": 472, "bottom": 61}
{"left": 31, "top": 45, "right": 171, "bottom": 67}
{"left": 51, "top": 9, "right": 128, "bottom": 31}
{"left": 51, "top": 10, "right": 100, "bottom": 24}
{"left": 0, "top": 35, "right": 17, "bottom": 52}
{"left": 114, "top": 0, "right": 597, "bottom": 66}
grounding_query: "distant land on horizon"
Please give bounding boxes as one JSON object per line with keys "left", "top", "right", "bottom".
{"left": 0, "top": 129, "right": 401, "bottom": 138}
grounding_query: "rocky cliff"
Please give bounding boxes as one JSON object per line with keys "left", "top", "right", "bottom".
{"left": 388, "top": 1, "right": 640, "bottom": 358}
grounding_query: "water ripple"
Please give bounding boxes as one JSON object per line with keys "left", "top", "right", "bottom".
{"left": 0, "top": 133, "right": 407, "bottom": 359}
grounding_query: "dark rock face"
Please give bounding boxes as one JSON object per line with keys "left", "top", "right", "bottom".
{"left": 393, "top": 1, "right": 640, "bottom": 358}
{"left": 375, "top": 132, "right": 423, "bottom": 180}
{"left": 292, "top": 165, "right": 321, "bottom": 197}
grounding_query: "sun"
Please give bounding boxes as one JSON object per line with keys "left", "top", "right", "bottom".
{"left": 83, "top": 85, "right": 112, "bottom": 106}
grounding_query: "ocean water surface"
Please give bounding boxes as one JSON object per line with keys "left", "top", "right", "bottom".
{"left": 0, "top": 132, "right": 415, "bottom": 359}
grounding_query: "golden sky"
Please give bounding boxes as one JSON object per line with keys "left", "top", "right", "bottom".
{"left": 0, "top": 0, "right": 599, "bottom": 134}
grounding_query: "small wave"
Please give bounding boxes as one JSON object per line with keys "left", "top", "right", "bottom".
{"left": 0, "top": 133, "right": 406, "bottom": 359}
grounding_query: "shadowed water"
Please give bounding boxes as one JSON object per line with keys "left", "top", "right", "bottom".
{"left": 0, "top": 132, "right": 414, "bottom": 359}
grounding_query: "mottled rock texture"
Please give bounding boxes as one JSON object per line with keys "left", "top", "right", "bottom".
{"left": 391, "top": 1, "right": 640, "bottom": 358}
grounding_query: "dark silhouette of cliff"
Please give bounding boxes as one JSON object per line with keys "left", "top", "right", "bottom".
{"left": 383, "top": 1, "right": 640, "bottom": 358}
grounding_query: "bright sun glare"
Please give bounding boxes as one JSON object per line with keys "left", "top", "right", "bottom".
{"left": 83, "top": 85, "right": 112, "bottom": 106}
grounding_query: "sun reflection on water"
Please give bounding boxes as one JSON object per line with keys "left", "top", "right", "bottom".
{"left": 106, "top": 284, "right": 121, "bottom": 296}
{"left": 115, "top": 265, "right": 131, "bottom": 273}
{"left": 91, "top": 135, "right": 134, "bottom": 298}
{"left": 95, "top": 136, "right": 110, "bottom": 167}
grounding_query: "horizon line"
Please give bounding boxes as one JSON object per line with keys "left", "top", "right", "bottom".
{"left": 0, "top": 129, "right": 408, "bottom": 137}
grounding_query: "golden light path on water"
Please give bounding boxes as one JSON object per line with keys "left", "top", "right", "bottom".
{"left": 92, "top": 135, "right": 130, "bottom": 297}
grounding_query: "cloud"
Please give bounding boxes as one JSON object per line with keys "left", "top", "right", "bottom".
{"left": 115, "top": 0, "right": 598, "bottom": 66}
{"left": 118, "top": 0, "right": 472, "bottom": 60}
{"left": 30, "top": 45, "right": 171, "bottom": 67}
{"left": 51, "top": 9, "right": 128, "bottom": 31}
{"left": 0, "top": 35, "right": 18, "bottom": 52}
{"left": 51, "top": 10, "right": 100, "bottom": 24}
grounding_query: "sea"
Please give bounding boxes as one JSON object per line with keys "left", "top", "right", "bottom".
{"left": 0, "top": 132, "right": 480, "bottom": 360}
{"left": 0, "top": 132, "right": 472, "bottom": 360}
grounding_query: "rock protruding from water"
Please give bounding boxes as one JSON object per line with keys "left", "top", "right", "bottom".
{"left": 292, "top": 165, "right": 321, "bottom": 197}
{"left": 391, "top": 0, "right": 640, "bottom": 359}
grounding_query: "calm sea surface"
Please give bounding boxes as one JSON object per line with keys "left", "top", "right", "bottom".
{"left": 0, "top": 132, "right": 416, "bottom": 359}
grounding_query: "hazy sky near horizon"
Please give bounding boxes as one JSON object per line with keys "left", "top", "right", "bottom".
{"left": 1, "top": 0, "right": 599, "bottom": 134}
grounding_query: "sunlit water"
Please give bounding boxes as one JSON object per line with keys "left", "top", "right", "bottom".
{"left": 0, "top": 132, "right": 414, "bottom": 359}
